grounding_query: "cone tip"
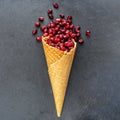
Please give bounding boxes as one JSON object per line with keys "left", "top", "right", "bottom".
{"left": 57, "top": 112, "right": 61, "bottom": 117}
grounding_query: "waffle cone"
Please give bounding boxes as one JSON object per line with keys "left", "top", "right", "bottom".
{"left": 42, "top": 36, "right": 76, "bottom": 117}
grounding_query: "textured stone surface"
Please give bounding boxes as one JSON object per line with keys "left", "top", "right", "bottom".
{"left": 0, "top": 0, "right": 120, "bottom": 120}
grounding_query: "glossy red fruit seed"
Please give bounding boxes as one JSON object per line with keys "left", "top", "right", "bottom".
{"left": 41, "top": 26, "right": 46, "bottom": 31}
{"left": 35, "top": 22, "right": 40, "bottom": 27}
{"left": 60, "top": 14, "right": 65, "bottom": 18}
{"left": 86, "top": 30, "right": 91, "bottom": 37}
{"left": 53, "top": 3, "right": 59, "bottom": 8}
{"left": 70, "top": 24, "right": 74, "bottom": 29}
{"left": 56, "top": 18, "right": 61, "bottom": 23}
{"left": 43, "top": 29, "right": 48, "bottom": 33}
{"left": 38, "top": 17, "right": 44, "bottom": 21}
{"left": 60, "top": 46, "right": 65, "bottom": 51}
{"left": 78, "top": 39, "right": 84, "bottom": 44}
{"left": 67, "top": 16, "right": 72, "bottom": 20}
{"left": 48, "top": 14, "right": 54, "bottom": 19}
{"left": 47, "top": 9, "right": 52, "bottom": 14}
{"left": 43, "top": 33, "right": 48, "bottom": 37}
{"left": 75, "top": 26, "right": 81, "bottom": 30}
{"left": 67, "top": 19, "right": 72, "bottom": 24}
{"left": 32, "top": 29, "right": 37, "bottom": 35}
{"left": 76, "top": 33, "right": 80, "bottom": 37}
{"left": 36, "top": 37, "right": 42, "bottom": 42}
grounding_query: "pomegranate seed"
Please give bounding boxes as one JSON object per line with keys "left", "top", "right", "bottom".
{"left": 47, "top": 24, "right": 51, "bottom": 29}
{"left": 47, "top": 9, "right": 52, "bottom": 14}
{"left": 35, "top": 22, "right": 40, "bottom": 27}
{"left": 32, "top": 29, "right": 37, "bottom": 35}
{"left": 65, "top": 30, "right": 70, "bottom": 34}
{"left": 76, "top": 33, "right": 80, "bottom": 37}
{"left": 48, "top": 14, "right": 54, "bottom": 19}
{"left": 53, "top": 3, "right": 59, "bottom": 9}
{"left": 55, "top": 27, "right": 59, "bottom": 32}
{"left": 64, "top": 34, "right": 69, "bottom": 39}
{"left": 50, "top": 37, "right": 54, "bottom": 42}
{"left": 60, "top": 14, "right": 65, "bottom": 18}
{"left": 75, "top": 26, "right": 81, "bottom": 30}
{"left": 43, "top": 33, "right": 48, "bottom": 37}
{"left": 44, "top": 29, "right": 48, "bottom": 33}
{"left": 38, "top": 17, "right": 44, "bottom": 21}
{"left": 67, "top": 16, "right": 72, "bottom": 20}
{"left": 64, "top": 42, "right": 69, "bottom": 47}
{"left": 56, "top": 18, "right": 61, "bottom": 23}
{"left": 76, "top": 29, "right": 80, "bottom": 33}
{"left": 71, "top": 33, "right": 76, "bottom": 38}
{"left": 48, "top": 29, "right": 53, "bottom": 34}
{"left": 50, "top": 23, "right": 55, "bottom": 27}
{"left": 67, "top": 19, "right": 72, "bottom": 24}
{"left": 50, "top": 43, "right": 55, "bottom": 47}
{"left": 65, "top": 24, "right": 70, "bottom": 29}
{"left": 78, "top": 39, "right": 84, "bottom": 44}
{"left": 86, "top": 30, "right": 91, "bottom": 37}
{"left": 36, "top": 37, "right": 42, "bottom": 42}
{"left": 54, "top": 37, "right": 60, "bottom": 43}
{"left": 59, "top": 34, "right": 63, "bottom": 39}
{"left": 41, "top": 26, "right": 46, "bottom": 31}
{"left": 69, "top": 41, "right": 74, "bottom": 47}
{"left": 49, "top": 34, "right": 53, "bottom": 37}
{"left": 70, "top": 24, "right": 74, "bottom": 29}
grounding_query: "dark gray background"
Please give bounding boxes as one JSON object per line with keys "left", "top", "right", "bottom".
{"left": 0, "top": 0, "right": 120, "bottom": 120}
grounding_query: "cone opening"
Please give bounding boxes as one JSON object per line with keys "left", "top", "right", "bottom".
{"left": 42, "top": 36, "right": 77, "bottom": 55}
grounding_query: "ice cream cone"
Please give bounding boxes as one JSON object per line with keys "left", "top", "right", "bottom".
{"left": 42, "top": 36, "right": 76, "bottom": 117}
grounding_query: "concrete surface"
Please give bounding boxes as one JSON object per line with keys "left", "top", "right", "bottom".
{"left": 0, "top": 0, "right": 120, "bottom": 120}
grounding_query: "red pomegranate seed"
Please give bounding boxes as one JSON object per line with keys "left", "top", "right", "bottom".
{"left": 50, "top": 23, "right": 55, "bottom": 27}
{"left": 43, "top": 33, "right": 48, "bottom": 37}
{"left": 71, "top": 33, "right": 76, "bottom": 38}
{"left": 75, "top": 26, "right": 81, "bottom": 30}
{"left": 70, "top": 24, "right": 74, "bottom": 29}
{"left": 36, "top": 37, "right": 42, "bottom": 42}
{"left": 48, "top": 14, "right": 54, "bottom": 19}
{"left": 55, "top": 27, "right": 59, "bottom": 32}
{"left": 60, "top": 14, "right": 65, "bottom": 18}
{"left": 38, "top": 17, "right": 44, "bottom": 22}
{"left": 56, "top": 18, "right": 61, "bottom": 23}
{"left": 59, "top": 34, "right": 64, "bottom": 39}
{"left": 64, "top": 34, "right": 69, "bottom": 39}
{"left": 47, "top": 9, "right": 52, "bottom": 14}
{"left": 43, "top": 29, "right": 48, "bottom": 33}
{"left": 65, "top": 24, "right": 70, "bottom": 29}
{"left": 47, "top": 24, "right": 51, "bottom": 29}
{"left": 67, "top": 19, "right": 72, "bottom": 24}
{"left": 53, "top": 3, "right": 59, "bottom": 9}
{"left": 32, "top": 29, "right": 37, "bottom": 35}
{"left": 76, "top": 33, "right": 80, "bottom": 37}
{"left": 69, "top": 41, "right": 74, "bottom": 47}
{"left": 49, "top": 43, "right": 55, "bottom": 47}
{"left": 64, "top": 42, "right": 69, "bottom": 47}
{"left": 48, "top": 29, "right": 52, "bottom": 34}
{"left": 86, "top": 30, "right": 91, "bottom": 37}
{"left": 75, "top": 29, "right": 80, "bottom": 33}
{"left": 78, "top": 39, "right": 84, "bottom": 44}
{"left": 50, "top": 37, "right": 54, "bottom": 42}
{"left": 35, "top": 22, "right": 40, "bottom": 27}
{"left": 41, "top": 26, "right": 46, "bottom": 31}
{"left": 65, "top": 30, "right": 70, "bottom": 34}
{"left": 67, "top": 16, "right": 72, "bottom": 20}
{"left": 54, "top": 37, "right": 60, "bottom": 43}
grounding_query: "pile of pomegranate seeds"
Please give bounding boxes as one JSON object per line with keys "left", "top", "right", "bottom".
{"left": 32, "top": 3, "right": 91, "bottom": 52}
